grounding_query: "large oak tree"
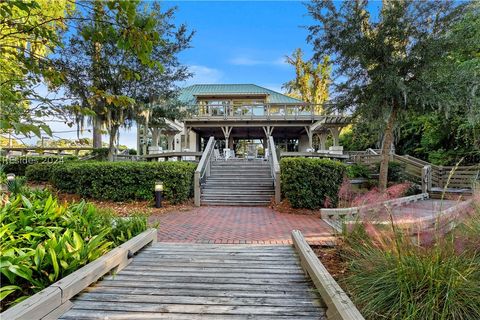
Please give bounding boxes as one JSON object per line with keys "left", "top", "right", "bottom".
{"left": 306, "top": 0, "right": 469, "bottom": 190}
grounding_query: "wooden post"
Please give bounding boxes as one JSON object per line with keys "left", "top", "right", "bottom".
{"left": 422, "top": 165, "right": 432, "bottom": 193}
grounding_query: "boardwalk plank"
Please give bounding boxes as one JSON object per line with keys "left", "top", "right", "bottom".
{"left": 60, "top": 243, "right": 327, "bottom": 319}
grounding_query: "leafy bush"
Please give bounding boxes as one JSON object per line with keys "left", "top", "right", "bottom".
{"left": 45, "top": 161, "right": 196, "bottom": 203}
{"left": 25, "top": 162, "right": 55, "bottom": 182}
{"left": 0, "top": 189, "right": 148, "bottom": 309}
{"left": 346, "top": 163, "right": 371, "bottom": 179}
{"left": 0, "top": 156, "right": 77, "bottom": 176}
{"left": 280, "top": 158, "right": 346, "bottom": 209}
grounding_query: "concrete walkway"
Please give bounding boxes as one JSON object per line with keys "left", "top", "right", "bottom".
{"left": 150, "top": 206, "right": 335, "bottom": 245}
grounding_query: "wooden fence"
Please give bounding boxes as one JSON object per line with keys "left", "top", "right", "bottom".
{"left": 350, "top": 151, "right": 479, "bottom": 190}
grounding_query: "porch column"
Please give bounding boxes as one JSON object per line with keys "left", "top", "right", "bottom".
{"left": 167, "top": 135, "right": 174, "bottom": 151}
{"left": 184, "top": 127, "right": 191, "bottom": 150}
{"left": 304, "top": 126, "right": 313, "bottom": 150}
{"left": 221, "top": 126, "right": 233, "bottom": 149}
{"left": 317, "top": 133, "right": 328, "bottom": 151}
{"left": 262, "top": 126, "right": 274, "bottom": 138}
{"left": 329, "top": 127, "right": 341, "bottom": 146}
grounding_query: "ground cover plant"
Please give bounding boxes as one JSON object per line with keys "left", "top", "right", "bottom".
{"left": 0, "top": 184, "right": 148, "bottom": 311}
{"left": 337, "top": 194, "right": 480, "bottom": 320}
{"left": 26, "top": 161, "right": 196, "bottom": 203}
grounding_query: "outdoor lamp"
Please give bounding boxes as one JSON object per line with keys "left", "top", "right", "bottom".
{"left": 155, "top": 181, "right": 164, "bottom": 208}
{"left": 6, "top": 173, "right": 15, "bottom": 181}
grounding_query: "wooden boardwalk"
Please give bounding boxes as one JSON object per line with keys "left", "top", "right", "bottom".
{"left": 59, "top": 243, "right": 327, "bottom": 319}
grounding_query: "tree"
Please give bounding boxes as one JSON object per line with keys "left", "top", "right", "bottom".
{"left": 283, "top": 48, "right": 330, "bottom": 112}
{"left": 56, "top": 1, "right": 191, "bottom": 160}
{"left": 0, "top": 0, "right": 74, "bottom": 137}
{"left": 306, "top": 0, "right": 468, "bottom": 190}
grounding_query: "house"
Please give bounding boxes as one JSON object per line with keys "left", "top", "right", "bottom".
{"left": 140, "top": 84, "right": 350, "bottom": 158}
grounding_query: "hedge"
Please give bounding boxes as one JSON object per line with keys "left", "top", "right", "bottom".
{"left": 26, "top": 161, "right": 196, "bottom": 203}
{"left": 280, "top": 158, "right": 346, "bottom": 209}
{"left": 1, "top": 155, "right": 77, "bottom": 176}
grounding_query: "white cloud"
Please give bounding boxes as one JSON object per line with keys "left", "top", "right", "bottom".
{"left": 183, "top": 65, "right": 223, "bottom": 85}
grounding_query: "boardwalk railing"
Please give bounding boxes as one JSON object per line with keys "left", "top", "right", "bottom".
{"left": 194, "top": 136, "right": 215, "bottom": 206}
{"left": 350, "top": 151, "right": 480, "bottom": 190}
{"left": 0, "top": 229, "right": 157, "bottom": 320}
{"left": 1, "top": 147, "right": 94, "bottom": 156}
{"left": 292, "top": 230, "right": 365, "bottom": 320}
{"left": 268, "top": 135, "right": 281, "bottom": 203}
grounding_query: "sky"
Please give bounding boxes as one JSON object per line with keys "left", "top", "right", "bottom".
{"left": 22, "top": 1, "right": 319, "bottom": 148}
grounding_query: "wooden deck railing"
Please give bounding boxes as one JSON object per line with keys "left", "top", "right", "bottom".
{"left": 350, "top": 151, "right": 480, "bottom": 190}
{"left": 194, "top": 137, "right": 215, "bottom": 206}
{"left": 184, "top": 103, "right": 348, "bottom": 121}
{"left": 268, "top": 136, "right": 281, "bottom": 203}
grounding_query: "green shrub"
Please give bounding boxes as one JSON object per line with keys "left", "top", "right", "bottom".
{"left": 0, "top": 189, "right": 148, "bottom": 309}
{"left": 0, "top": 156, "right": 77, "bottom": 176}
{"left": 346, "top": 163, "right": 371, "bottom": 179}
{"left": 48, "top": 161, "right": 196, "bottom": 203}
{"left": 280, "top": 158, "right": 346, "bottom": 209}
{"left": 25, "top": 162, "right": 56, "bottom": 182}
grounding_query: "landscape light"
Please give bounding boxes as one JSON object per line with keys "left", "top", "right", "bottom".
{"left": 6, "top": 173, "right": 15, "bottom": 181}
{"left": 155, "top": 181, "right": 164, "bottom": 208}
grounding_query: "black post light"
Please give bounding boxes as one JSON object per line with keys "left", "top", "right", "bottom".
{"left": 155, "top": 181, "right": 164, "bottom": 208}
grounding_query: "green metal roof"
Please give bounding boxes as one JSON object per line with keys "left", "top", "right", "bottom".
{"left": 178, "top": 84, "right": 304, "bottom": 104}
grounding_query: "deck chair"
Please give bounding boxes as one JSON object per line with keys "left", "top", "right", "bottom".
{"left": 213, "top": 148, "right": 223, "bottom": 161}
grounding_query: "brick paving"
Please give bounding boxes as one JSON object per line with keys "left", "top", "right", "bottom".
{"left": 150, "top": 206, "right": 336, "bottom": 245}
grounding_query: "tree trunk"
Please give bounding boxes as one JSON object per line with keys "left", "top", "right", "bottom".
{"left": 379, "top": 101, "right": 398, "bottom": 191}
{"left": 92, "top": 116, "right": 102, "bottom": 148}
{"left": 107, "top": 125, "right": 119, "bottom": 162}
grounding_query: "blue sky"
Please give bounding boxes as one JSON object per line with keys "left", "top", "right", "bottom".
{"left": 25, "top": 1, "right": 319, "bottom": 147}
{"left": 163, "top": 0, "right": 317, "bottom": 93}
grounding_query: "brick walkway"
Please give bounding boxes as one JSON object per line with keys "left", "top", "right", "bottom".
{"left": 150, "top": 206, "right": 335, "bottom": 245}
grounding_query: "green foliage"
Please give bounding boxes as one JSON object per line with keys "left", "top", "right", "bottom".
{"left": 280, "top": 158, "right": 345, "bottom": 209}
{"left": 24, "top": 163, "right": 53, "bottom": 182}
{"left": 375, "top": 161, "right": 406, "bottom": 183}
{"left": 0, "top": 188, "right": 148, "bottom": 308}
{"left": 346, "top": 164, "right": 371, "bottom": 179}
{"left": 90, "top": 148, "right": 109, "bottom": 161}
{"left": 0, "top": 156, "right": 77, "bottom": 176}
{"left": 342, "top": 219, "right": 480, "bottom": 320}
{"left": 40, "top": 161, "right": 196, "bottom": 203}
{"left": 283, "top": 48, "right": 330, "bottom": 110}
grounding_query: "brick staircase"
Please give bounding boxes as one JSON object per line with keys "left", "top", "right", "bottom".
{"left": 201, "top": 159, "right": 275, "bottom": 206}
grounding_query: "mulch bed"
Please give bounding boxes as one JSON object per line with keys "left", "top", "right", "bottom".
{"left": 311, "top": 245, "right": 348, "bottom": 282}
{"left": 270, "top": 199, "right": 322, "bottom": 217}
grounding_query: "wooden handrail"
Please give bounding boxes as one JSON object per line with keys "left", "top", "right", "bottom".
{"left": 194, "top": 137, "right": 215, "bottom": 206}
{"left": 292, "top": 230, "right": 365, "bottom": 320}
{"left": 268, "top": 136, "right": 281, "bottom": 203}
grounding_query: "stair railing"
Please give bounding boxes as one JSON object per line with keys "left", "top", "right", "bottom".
{"left": 194, "top": 136, "right": 215, "bottom": 206}
{"left": 267, "top": 136, "right": 281, "bottom": 204}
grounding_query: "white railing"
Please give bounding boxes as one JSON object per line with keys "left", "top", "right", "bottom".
{"left": 194, "top": 137, "right": 215, "bottom": 206}
{"left": 185, "top": 103, "right": 343, "bottom": 121}
{"left": 268, "top": 136, "right": 281, "bottom": 203}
